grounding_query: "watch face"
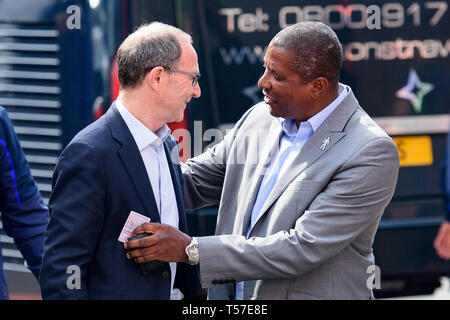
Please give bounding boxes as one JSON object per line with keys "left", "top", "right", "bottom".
{"left": 188, "top": 244, "right": 199, "bottom": 262}
{"left": 189, "top": 245, "right": 198, "bottom": 256}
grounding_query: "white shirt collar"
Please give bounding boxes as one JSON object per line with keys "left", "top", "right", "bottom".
{"left": 115, "top": 98, "right": 171, "bottom": 151}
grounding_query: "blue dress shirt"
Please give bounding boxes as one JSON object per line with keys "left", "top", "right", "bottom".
{"left": 236, "top": 84, "right": 349, "bottom": 299}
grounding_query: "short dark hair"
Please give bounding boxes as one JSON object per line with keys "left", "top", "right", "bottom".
{"left": 116, "top": 22, "right": 192, "bottom": 89}
{"left": 271, "top": 21, "right": 343, "bottom": 86}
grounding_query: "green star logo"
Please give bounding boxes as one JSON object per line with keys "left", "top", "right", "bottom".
{"left": 396, "top": 69, "right": 434, "bottom": 114}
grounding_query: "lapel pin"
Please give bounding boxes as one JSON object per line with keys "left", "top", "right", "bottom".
{"left": 320, "top": 137, "right": 330, "bottom": 150}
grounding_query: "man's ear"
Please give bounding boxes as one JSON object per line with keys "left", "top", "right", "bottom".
{"left": 310, "top": 77, "right": 329, "bottom": 98}
{"left": 146, "top": 66, "right": 165, "bottom": 89}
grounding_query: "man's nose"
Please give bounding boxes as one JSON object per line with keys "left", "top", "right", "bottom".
{"left": 257, "top": 71, "right": 269, "bottom": 89}
{"left": 192, "top": 83, "right": 201, "bottom": 98}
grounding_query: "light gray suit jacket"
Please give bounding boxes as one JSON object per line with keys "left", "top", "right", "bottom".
{"left": 182, "top": 88, "right": 399, "bottom": 299}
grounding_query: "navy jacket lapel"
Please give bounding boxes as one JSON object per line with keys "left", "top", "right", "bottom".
{"left": 105, "top": 104, "right": 161, "bottom": 223}
{"left": 163, "top": 138, "right": 188, "bottom": 234}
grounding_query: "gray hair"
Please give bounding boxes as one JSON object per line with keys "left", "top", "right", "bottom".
{"left": 116, "top": 22, "right": 192, "bottom": 89}
{"left": 271, "top": 21, "right": 343, "bottom": 86}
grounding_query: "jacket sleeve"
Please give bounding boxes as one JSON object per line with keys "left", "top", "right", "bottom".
{"left": 182, "top": 105, "right": 257, "bottom": 210}
{"left": 0, "top": 107, "right": 49, "bottom": 278}
{"left": 196, "top": 138, "right": 399, "bottom": 287}
{"left": 38, "top": 141, "right": 106, "bottom": 299}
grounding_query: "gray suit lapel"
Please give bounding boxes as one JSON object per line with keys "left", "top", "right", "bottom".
{"left": 248, "top": 91, "right": 360, "bottom": 235}
{"left": 256, "top": 131, "right": 346, "bottom": 219}
{"left": 237, "top": 118, "right": 283, "bottom": 236}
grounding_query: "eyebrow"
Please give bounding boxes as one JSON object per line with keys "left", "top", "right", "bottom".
{"left": 263, "top": 62, "right": 274, "bottom": 73}
{"left": 263, "top": 62, "right": 282, "bottom": 78}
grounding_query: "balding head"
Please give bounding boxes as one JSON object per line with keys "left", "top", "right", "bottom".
{"left": 271, "top": 21, "right": 342, "bottom": 87}
{"left": 116, "top": 22, "right": 192, "bottom": 89}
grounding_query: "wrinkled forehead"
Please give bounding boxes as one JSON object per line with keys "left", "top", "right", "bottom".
{"left": 178, "top": 41, "right": 200, "bottom": 71}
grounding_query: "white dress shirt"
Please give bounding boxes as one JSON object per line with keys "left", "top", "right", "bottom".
{"left": 116, "top": 99, "right": 183, "bottom": 300}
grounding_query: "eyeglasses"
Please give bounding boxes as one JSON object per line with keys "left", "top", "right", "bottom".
{"left": 164, "top": 66, "right": 201, "bottom": 87}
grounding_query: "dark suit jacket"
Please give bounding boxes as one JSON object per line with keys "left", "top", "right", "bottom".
{"left": 39, "top": 103, "right": 199, "bottom": 299}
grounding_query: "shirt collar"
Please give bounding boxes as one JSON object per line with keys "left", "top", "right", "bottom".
{"left": 280, "top": 83, "right": 350, "bottom": 136}
{"left": 116, "top": 98, "right": 171, "bottom": 151}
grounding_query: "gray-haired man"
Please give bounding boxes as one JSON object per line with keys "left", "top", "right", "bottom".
{"left": 39, "top": 22, "right": 201, "bottom": 299}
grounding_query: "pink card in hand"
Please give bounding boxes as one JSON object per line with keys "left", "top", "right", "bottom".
{"left": 118, "top": 211, "right": 151, "bottom": 243}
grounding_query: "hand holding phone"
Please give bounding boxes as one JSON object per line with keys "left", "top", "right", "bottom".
{"left": 127, "top": 232, "right": 153, "bottom": 242}
{"left": 127, "top": 232, "right": 166, "bottom": 275}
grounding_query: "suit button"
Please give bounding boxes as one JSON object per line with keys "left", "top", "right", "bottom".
{"left": 161, "top": 271, "right": 170, "bottom": 279}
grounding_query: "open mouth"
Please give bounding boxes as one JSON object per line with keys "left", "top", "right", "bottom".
{"left": 262, "top": 90, "right": 275, "bottom": 103}
{"left": 263, "top": 92, "right": 276, "bottom": 104}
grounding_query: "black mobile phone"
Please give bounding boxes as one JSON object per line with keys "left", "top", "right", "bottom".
{"left": 127, "top": 232, "right": 166, "bottom": 276}
{"left": 127, "top": 232, "right": 153, "bottom": 241}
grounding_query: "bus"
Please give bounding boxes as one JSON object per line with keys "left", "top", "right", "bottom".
{"left": 0, "top": 0, "right": 449, "bottom": 297}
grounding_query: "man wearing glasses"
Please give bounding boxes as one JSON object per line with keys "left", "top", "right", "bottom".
{"left": 126, "top": 21, "right": 399, "bottom": 300}
{"left": 39, "top": 22, "right": 201, "bottom": 299}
